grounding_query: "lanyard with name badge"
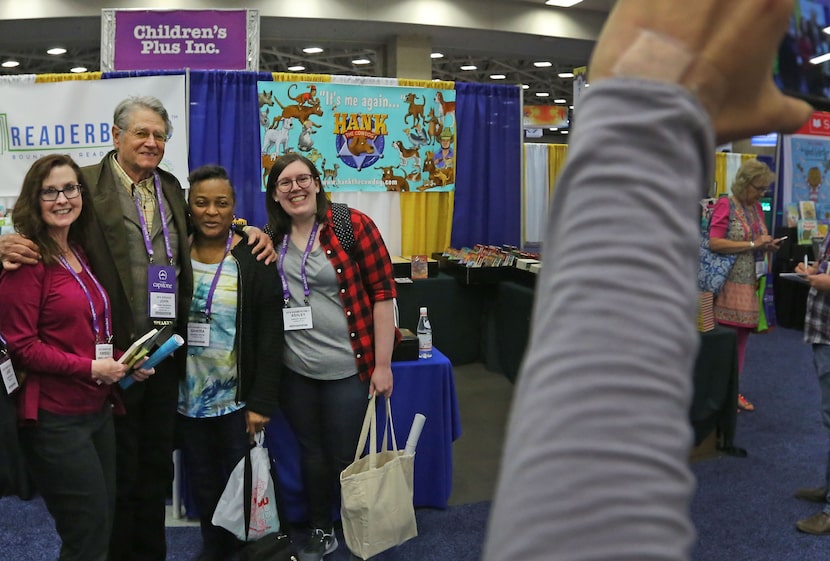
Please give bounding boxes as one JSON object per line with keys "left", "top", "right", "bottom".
{"left": 0, "top": 331, "right": 18, "bottom": 395}
{"left": 58, "top": 247, "right": 113, "bottom": 360}
{"left": 188, "top": 231, "right": 233, "bottom": 347}
{"left": 134, "top": 171, "right": 177, "bottom": 323}
{"left": 277, "top": 221, "right": 319, "bottom": 331}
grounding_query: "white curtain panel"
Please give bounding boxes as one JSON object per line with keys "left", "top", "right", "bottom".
{"left": 523, "top": 143, "right": 550, "bottom": 245}
{"left": 330, "top": 191, "right": 403, "bottom": 256}
{"left": 724, "top": 152, "right": 744, "bottom": 194}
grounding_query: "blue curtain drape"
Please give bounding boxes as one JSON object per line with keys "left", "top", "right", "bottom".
{"left": 189, "top": 70, "right": 273, "bottom": 228}
{"left": 451, "top": 82, "right": 522, "bottom": 248}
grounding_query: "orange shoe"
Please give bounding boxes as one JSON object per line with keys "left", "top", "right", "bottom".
{"left": 737, "top": 393, "right": 755, "bottom": 412}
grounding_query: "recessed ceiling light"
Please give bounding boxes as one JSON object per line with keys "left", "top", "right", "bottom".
{"left": 545, "top": 0, "right": 584, "bottom": 6}
{"left": 536, "top": 92, "right": 550, "bottom": 97}
{"left": 302, "top": 47, "right": 323, "bottom": 54}
{"left": 352, "top": 59, "right": 371, "bottom": 65}
{"left": 554, "top": 98, "right": 567, "bottom": 104}
{"left": 490, "top": 74, "right": 506, "bottom": 80}
{"left": 47, "top": 47, "right": 67, "bottom": 55}
{"left": 521, "top": 84, "right": 530, "bottom": 90}
{"left": 561, "top": 130, "right": 570, "bottom": 134}
{"left": 549, "top": 128, "right": 558, "bottom": 131}
{"left": 70, "top": 66, "right": 87, "bottom": 73}
{"left": 533, "top": 61, "right": 552, "bottom": 68}
{"left": 431, "top": 52, "right": 444, "bottom": 59}
{"left": 558, "top": 72, "right": 575, "bottom": 78}
{"left": 569, "top": 105, "right": 574, "bottom": 109}
{"left": 1, "top": 60, "right": 19, "bottom": 68}
{"left": 287, "top": 65, "right": 305, "bottom": 72}
{"left": 460, "top": 65, "right": 477, "bottom": 71}
{"left": 584, "top": 83, "right": 590, "bottom": 88}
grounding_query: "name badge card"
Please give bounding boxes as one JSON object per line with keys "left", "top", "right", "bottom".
{"left": 95, "top": 343, "right": 114, "bottom": 360}
{"left": 187, "top": 323, "right": 211, "bottom": 347}
{"left": 283, "top": 306, "right": 313, "bottom": 331}
{"left": 148, "top": 264, "right": 177, "bottom": 319}
{"left": 1, "top": 356, "right": 18, "bottom": 395}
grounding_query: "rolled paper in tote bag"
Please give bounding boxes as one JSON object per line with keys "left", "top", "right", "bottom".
{"left": 404, "top": 414, "right": 426, "bottom": 456}
{"left": 119, "top": 334, "right": 184, "bottom": 389}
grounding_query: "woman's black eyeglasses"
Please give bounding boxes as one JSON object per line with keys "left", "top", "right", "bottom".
{"left": 40, "top": 184, "right": 82, "bottom": 201}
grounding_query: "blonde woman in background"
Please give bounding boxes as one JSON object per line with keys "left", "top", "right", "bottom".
{"left": 709, "top": 159, "right": 782, "bottom": 412}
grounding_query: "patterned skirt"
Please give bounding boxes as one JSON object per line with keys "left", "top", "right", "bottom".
{"left": 714, "top": 278, "right": 758, "bottom": 327}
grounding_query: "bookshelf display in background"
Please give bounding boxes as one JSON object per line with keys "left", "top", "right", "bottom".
{"left": 432, "top": 245, "right": 541, "bottom": 286}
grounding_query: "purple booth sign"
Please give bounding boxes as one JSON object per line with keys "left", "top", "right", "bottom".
{"left": 113, "top": 10, "right": 250, "bottom": 71}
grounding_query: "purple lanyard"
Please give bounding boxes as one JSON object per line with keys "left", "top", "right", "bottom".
{"left": 132, "top": 172, "right": 174, "bottom": 265}
{"left": 201, "top": 231, "right": 234, "bottom": 321}
{"left": 277, "top": 221, "right": 320, "bottom": 307}
{"left": 0, "top": 331, "right": 7, "bottom": 348}
{"left": 58, "top": 248, "right": 112, "bottom": 343}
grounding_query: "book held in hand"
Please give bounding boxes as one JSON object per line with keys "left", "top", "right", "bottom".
{"left": 117, "top": 328, "right": 159, "bottom": 368}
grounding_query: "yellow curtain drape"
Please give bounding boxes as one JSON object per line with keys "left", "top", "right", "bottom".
{"left": 547, "top": 144, "right": 569, "bottom": 202}
{"left": 399, "top": 79, "right": 454, "bottom": 90}
{"left": 270, "top": 73, "right": 331, "bottom": 83}
{"left": 714, "top": 152, "right": 758, "bottom": 196}
{"left": 714, "top": 152, "right": 727, "bottom": 196}
{"left": 400, "top": 192, "right": 454, "bottom": 256}
{"left": 35, "top": 72, "right": 102, "bottom": 83}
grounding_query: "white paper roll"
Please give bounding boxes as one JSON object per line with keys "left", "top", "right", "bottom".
{"left": 405, "top": 413, "right": 426, "bottom": 456}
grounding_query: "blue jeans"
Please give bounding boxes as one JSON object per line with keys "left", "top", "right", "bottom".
{"left": 813, "top": 344, "right": 830, "bottom": 513}
{"left": 279, "top": 370, "right": 369, "bottom": 529}
{"left": 178, "top": 408, "right": 249, "bottom": 557}
{"left": 19, "top": 406, "right": 116, "bottom": 561}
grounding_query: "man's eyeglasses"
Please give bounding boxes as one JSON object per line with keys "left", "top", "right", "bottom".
{"left": 121, "top": 128, "right": 169, "bottom": 143}
{"left": 276, "top": 174, "right": 315, "bottom": 192}
{"left": 40, "top": 184, "right": 82, "bottom": 201}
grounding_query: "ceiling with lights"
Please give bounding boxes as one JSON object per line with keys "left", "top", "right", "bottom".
{"left": 0, "top": 0, "right": 614, "bottom": 123}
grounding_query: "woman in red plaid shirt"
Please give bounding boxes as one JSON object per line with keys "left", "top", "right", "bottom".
{"left": 264, "top": 154, "right": 397, "bottom": 561}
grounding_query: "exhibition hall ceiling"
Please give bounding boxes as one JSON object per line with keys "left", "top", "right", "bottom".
{"left": 0, "top": 0, "right": 614, "bottom": 108}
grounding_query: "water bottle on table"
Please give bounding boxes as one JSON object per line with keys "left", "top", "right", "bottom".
{"left": 417, "top": 306, "right": 432, "bottom": 359}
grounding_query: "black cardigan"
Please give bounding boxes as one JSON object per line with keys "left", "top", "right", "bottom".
{"left": 230, "top": 240, "right": 283, "bottom": 416}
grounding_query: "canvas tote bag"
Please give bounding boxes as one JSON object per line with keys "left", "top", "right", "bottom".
{"left": 340, "top": 395, "right": 417, "bottom": 560}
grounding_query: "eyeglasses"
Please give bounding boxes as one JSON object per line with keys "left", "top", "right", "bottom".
{"left": 121, "top": 128, "right": 169, "bottom": 143}
{"left": 276, "top": 174, "right": 315, "bottom": 192}
{"left": 40, "top": 184, "right": 82, "bottom": 201}
{"left": 750, "top": 183, "right": 770, "bottom": 193}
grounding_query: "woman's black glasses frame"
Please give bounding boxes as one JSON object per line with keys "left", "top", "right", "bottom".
{"left": 40, "top": 184, "right": 83, "bottom": 201}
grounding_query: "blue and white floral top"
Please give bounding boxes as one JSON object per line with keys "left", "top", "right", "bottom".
{"left": 178, "top": 256, "right": 244, "bottom": 418}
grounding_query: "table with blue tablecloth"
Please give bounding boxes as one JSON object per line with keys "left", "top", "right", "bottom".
{"left": 265, "top": 348, "right": 462, "bottom": 523}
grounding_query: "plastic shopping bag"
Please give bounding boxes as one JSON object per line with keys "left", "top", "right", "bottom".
{"left": 212, "top": 431, "right": 280, "bottom": 541}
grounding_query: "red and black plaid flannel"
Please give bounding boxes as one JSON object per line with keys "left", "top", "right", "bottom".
{"left": 318, "top": 206, "right": 397, "bottom": 379}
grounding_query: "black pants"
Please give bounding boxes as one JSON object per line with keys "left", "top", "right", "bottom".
{"left": 20, "top": 406, "right": 116, "bottom": 561}
{"left": 178, "top": 409, "right": 249, "bottom": 557}
{"left": 279, "top": 370, "right": 368, "bottom": 529}
{"left": 109, "top": 358, "right": 179, "bottom": 561}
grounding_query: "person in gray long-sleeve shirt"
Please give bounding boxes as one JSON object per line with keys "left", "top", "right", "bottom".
{"left": 483, "top": 2, "right": 812, "bottom": 561}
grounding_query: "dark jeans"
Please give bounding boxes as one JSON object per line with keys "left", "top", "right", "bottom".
{"left": 279, "top": 369, "right": 368, "bottom": 529}
{"left": 19, "top": 406, "right": 116, "bottom": 561}
{"left": 109, "top": 358, "right": 179, "bottom": 561}
{"left": 178, "top": 408, "right": 249, "bottom": 556}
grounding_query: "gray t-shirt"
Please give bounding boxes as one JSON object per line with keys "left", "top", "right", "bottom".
{"left": 483, "top": 78, "right": 712, "bottom": 561}
{"left": 282, "top": 243, "right": 356, "bottom": 379}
